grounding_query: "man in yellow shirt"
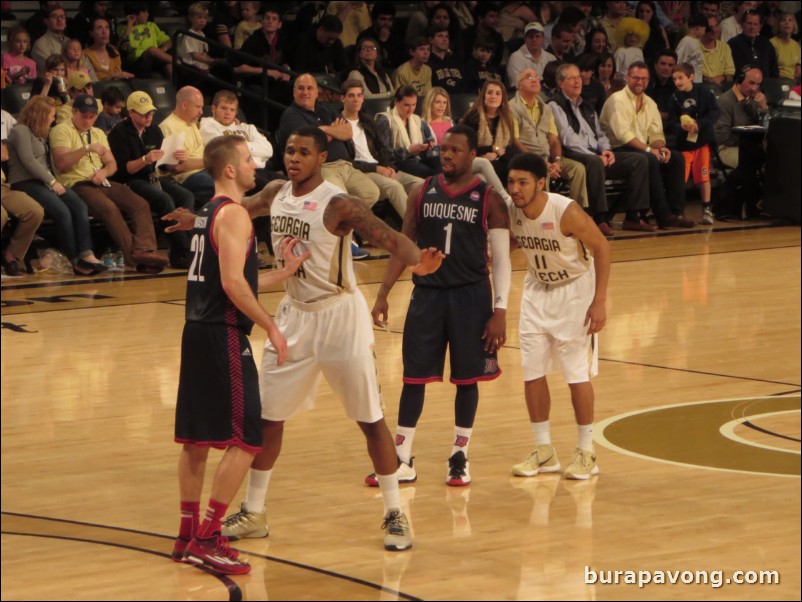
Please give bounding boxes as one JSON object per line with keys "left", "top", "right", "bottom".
{"left": 701, "top": 16, "right": 735, "bottom": 86}
{"left": 600, "top": 62, "right": 694, "bottom": 228}
{"left": 159, "top": 86, "right": 215, "bottom": 208}
{"left": 50, "top": 94, "right": 167, "bottom": 271}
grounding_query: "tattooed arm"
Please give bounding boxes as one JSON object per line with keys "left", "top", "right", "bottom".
{"left": 241, "top": 179, "right": 286, "bottom": 219}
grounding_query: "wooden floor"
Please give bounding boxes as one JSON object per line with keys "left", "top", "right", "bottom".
{"left": 1, "top": 224, "right": 800, "bottom": 601}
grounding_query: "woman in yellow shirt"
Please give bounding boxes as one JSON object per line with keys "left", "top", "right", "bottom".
{"left": 770, "top": 13, "right": 801, "bottom": 80}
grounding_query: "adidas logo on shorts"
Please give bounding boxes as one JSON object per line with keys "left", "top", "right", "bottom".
{"left": 242, "top": 348, "right": 252, "bottom": 357}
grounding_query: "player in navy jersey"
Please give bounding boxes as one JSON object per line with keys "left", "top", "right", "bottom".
{"left": 367, "top": 124, "right": 512, "bottom": 487}
{"left": 172, "top": 135, "right": 308, "bottom": 575}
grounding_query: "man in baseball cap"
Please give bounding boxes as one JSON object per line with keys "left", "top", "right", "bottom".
{"left": 508, "top": 22, "right": 556, "bottom": 83}
{"left": 56, "top": 72, "right": 102, "bottom": 124}
{"left": 127, "top": 90, "right": 158, "bottom": 115}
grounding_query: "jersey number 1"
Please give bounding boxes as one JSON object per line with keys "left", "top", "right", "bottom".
{"left": 188, "top": 234, "right": 205, "bottom": 282}
{"left": 443, "top": 223, "right": 453, "bottom": 255}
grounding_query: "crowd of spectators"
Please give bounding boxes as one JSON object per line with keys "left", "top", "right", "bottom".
{"left": 1, "top": 1, "right": 800, "bottom": 277}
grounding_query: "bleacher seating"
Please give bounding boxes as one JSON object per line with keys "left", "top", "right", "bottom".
{"left": 1, "top": 84, "right": 34, "bottom": 116}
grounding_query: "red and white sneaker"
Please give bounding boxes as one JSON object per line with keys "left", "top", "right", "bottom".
{"left": 365, "top": 457, "right": 417, "bottom": 487}
{"left": 447, "top": 451, "right": 471, "bottom": 486}
{"left": 183, "top": 533, "right": 249, "bottom": 575}
{"left": 172, "top": 536, "right": 190, "bottom": 562}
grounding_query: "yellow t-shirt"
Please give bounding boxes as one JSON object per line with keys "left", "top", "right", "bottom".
{"left": 702, "top": 41, "right": 735, "bottom": 79}
{"left": 158, "top": 113, "right": 204, "bottom": 183}
{"left": 770, "top": 37, "right": 801, "bottom": 80}
{"left": 49, "top": 121, "right": 109, "bottom": 188}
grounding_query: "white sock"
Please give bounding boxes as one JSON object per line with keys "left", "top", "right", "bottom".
{"left": 451, "top": 426, "right": 473, "bottom": 458}
{"left": 244, "top": 469, "right": 271, "bottom": 513}
{"left": 377, "top": 474, "right": 401, "bottom": 514}
{"left": 577, "top": 424, "right": 594, "bottom": 451}
{"left": 532, "top": 421, "right": 551, "bottom": 446}
{"left": 395, "top": 426, "right": 416, "bottom": 464}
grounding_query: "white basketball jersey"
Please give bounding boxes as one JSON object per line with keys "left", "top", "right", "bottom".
{"left": 270, "top": 180, "right": 357, "bottom": 303}
{"left": 509, "top": 192, "right": 592, "bottom": 284}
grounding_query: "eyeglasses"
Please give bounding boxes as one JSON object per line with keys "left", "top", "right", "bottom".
{"left": 628, "top": 75, "right": 649, "bottom": 82}
{"left": 360, "top": 45, "right": 378, "bottom": 51}
{"left": 519, "top": 74, "right": 539, "bottom": 82}
{"left": 51, "top": 14, "right": 67, "bottom": 20}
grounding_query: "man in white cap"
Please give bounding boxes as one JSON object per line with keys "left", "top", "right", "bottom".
{"left": 108, "top": 91, "right": 195, "bottom": 269}
{"left": 507, "top": 22, "right": 557, "bottom": 84}
{"left": 50, "top": 93, "right": 168, "bottom": 273}
{"left": 56, "top": 71, "right": 103, "bottom": 124}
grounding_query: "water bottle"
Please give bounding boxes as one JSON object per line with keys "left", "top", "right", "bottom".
{"left": 113, "top": 251, "right": 125, "bottom": 271}
{"left": 102, "top": 248, "right": 114, "bottom": 269}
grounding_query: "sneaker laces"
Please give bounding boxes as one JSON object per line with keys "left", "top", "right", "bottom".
{"left": 382, "top": 511, "right": 406, "bottom": 536}
{"left": 223, "top": 508, "right": 249, "bottom": 527}
{"left": 214, "top": 535, "right": 240, "bottom": 559}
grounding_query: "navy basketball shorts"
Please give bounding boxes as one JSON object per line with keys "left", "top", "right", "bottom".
{"left": 175, "top": 321, "right": 262, "bottom": 453}
{"left": 402, "top": 279, "right": 501, "bottom": 384}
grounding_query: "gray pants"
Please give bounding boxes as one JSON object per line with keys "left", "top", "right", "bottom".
{"left": 1, "top": 185, "right": 44, "bottom": 263}
{"left": 363, "top": 170, "right": 423, "bottom": 218}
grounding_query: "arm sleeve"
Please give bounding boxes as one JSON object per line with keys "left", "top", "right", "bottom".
{"left": 9, "top": 127, "right": 54, "bottom": 183}
{"left": 489, "top": 228, "right": 511, "bottom": 310}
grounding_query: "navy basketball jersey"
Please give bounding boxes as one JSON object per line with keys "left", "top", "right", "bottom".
{"left": 413, "top": 174, "right": 491, "bottom": 288}
{"left": 184, "top": 196, "right": 258, "bottom": 334}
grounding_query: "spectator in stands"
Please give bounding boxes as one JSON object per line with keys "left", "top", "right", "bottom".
{"left": 600, "top": 61, "right": 695, "bottom": 228}
{"left": 33, "top": 54, "right": 68, "bottom": 104}
{"left": 236, "top": 4, "right": 290, "bottom": 83}
{"left": 394, "top": 37, "right": 433, "bottom": 96}
{"left": 464, "top": 37, "right": 506, "bottom": 94}
{"left": 55, "top": 71, "right": 100, "bottom": 124}
{"left": 540, "top": 59, "right": 565, "bottom": 101}
{"left": 427, "top": 26, "right": 466, "bottom": 95}
{"left": 376, "top": 84, "right": 438, "bottom": 178}
{"left": 584, "top": 27, "right": 610, "bottom": 58}
{"left": 577, "top": 53, "right": 608, "bottom": 113}
{"left": 207, "top": 1, "right": 241, "bottom": 50}
{"left": 119, "top": 4, "right": 173, "bottom": 79}
{"left": 463, "top": 3, "right": 505, "bottom": 67}
{"left": 32, "top": 5, "right": 69, "bottom": 76}
{"left": 595, "top": 51, "right": 620, "bottom": 100}
{"left": 714, "top": 65, "right": 767, "bottom": 168}
{"left": 277, "top": 73, "right": 381, "bottom": 208}
{"left": 675, "top": 14, "right": 708, "bottom": 84}
{"left": 1, "top": 109, "right": 15, "bottom": 140}
{"left": 49, "top": 94, "right": 167, "bottom": 272}
{"left": 24, "top": 0, "right": 56, "bottom": 43}
{"left": 507, "top": 22, "right": 557, "bottom": 83}
{"left": 199, "top": 90, "right": 275, "bottom": 186}
{"left": 510, "top": 68, "right": 591, "bottom": 222}
{"left": 327, "top": 1, "right": 371, "bottom": 50}
{"left": 339, "top": 79, "right": 424, "bottom": 219}
{"left": 159, "top": 87, "right": 215, "bottom": 208}
{"left": 357, "top": 3, "right": 406, "bottom": 70}
{"left": 178, "top": 3, "right": 219, "bottom": 75}
{"left": 668, "top": 63, "right": 721, "bottom": 225}
{"left": 646, "top": 49, "right": 678, "bottom": 125}
{"left": 62, "top": 39, "right": 96, "bottom": 82}
{"left": 1, "top": 141, "right": 44, "bottom": 277}
{"left": 287, "top": 14, "right": 348, "bottom": 76}
{"left": 549, "top": 63, "right": 653, "bottom": 234}
{"left": 497, "top": 1, "right": 537, "bottom": 44}
{"left": 702, "top": 15, "right": 736, "bottom": 86}
{"left": 3, "top": 27, "right": 37, "bottom": 86}
{"left": 601, "top": 1, "right": 629, "bottom": 52}
{"left": 94, "top": 86, "right": 124, "bottom": 133}
{"left": 69, "top": 0, "right": 119, "bottom": 47}
{"left": 636, "top": 1, "right": 669, "bottom": 64}
{"left": 234, "top": 1, "right": 262, "bottom": 49}
{"left": 7, "top": 96, "right": 107, "bottom": 275}
{"left": 720, "top": 1, "right": 756, "bottom": 44}
{"left": 426, "top": 3, "right": 465, "bottom": 58}
{"left": 347, "top": 37, "right": 394, "bottom": 98}
{"left": 461, "top": 80, "right": 527, "bottom": 181}
{"left": 614, "top": 17, "right": 648, "bottom": 77}
{"left": 553, "top": 6, "right": 589, "bottom": 56}
{"left": 547, "top": 22, "right": 578, "bottom": 62}
{"left": 729, "top": 9, "right": 780, "bottom": 78}
{"left": 84, "top": 17, "right": 134, "bottom": 81}
{"left": 699, "top": 1, "right": 720, "bottom": 20}
{"left": 108, "top": 91, "right": 194, "bottom": 270}
{"left": 771, "top": 13, "right": 801, "bottom": 81}
{"left": 405, "top": 1, "right": 440, "bottom": 45}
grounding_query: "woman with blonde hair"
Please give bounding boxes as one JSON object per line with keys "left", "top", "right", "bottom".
{"left": 7, "top": 96, "right": 107, "bottom": 275}
{"left": 421, "top": 85, "right": 513, "bottom": 200}
{"left": 461, "top": 80, "right": 527, "bottom": 181}
{"left": 62, "top": 38, "right": 97, "bottom": 81}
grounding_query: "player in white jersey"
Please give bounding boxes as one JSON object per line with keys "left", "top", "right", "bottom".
{"left": 217, "top": 126, "right": 444, "bottom": 551}
{"left": 505, "top": 153, "right": 610, "bottom": 480}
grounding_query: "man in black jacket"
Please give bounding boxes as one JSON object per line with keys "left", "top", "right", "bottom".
{"left": 340, "top": 79, "right": 424, "bottom": 220}
{"left": 107, "top": 91, "right": 194, "bottom": 269}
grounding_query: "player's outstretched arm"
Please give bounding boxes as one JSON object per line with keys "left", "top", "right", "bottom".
{"left": 561, "top": 202, "right": 611, "bottom": 335}
{"left": 242, "top": 179, "right": 286, "bottom": 219}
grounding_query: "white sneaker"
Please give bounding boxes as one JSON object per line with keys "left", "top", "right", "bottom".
{"left": 446, "top": 451, "right": 471, "bottom": 486}
{"left": 564, "top": 448, "right": 599, "bottom": 480}
{"left": 511, "top": 445, "right": 562, "bottom": 477}
{"left": 221, "top": 502, "right": 269, "bottom": 540}
{"left": 365, "top": 458, "right": 418, "bottom": 487}
{"left": 701, "top": 206, "right": 714, "bottom": 225}
{"left": 382, "top": 509, "right": 412, "bottom": 551}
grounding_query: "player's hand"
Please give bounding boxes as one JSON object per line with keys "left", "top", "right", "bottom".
{"left": 482, "top": 308, "right": 507, "bottom": 353}
{"left": 584, "top": 299, "right": 607, "bottom": 334}
{"left": 162, "top": 207, "right": 197, "bottom": 232}
{"left": 410, "top": 247, "right": 445, "bottom": 276}
{"left": 267, "top": 323, "right": 288, "bottom": 366}
{"left": 279, "top": 236, "right": 311, "bottom": 274}
{"left": 371, "top": 296, "right": 389, "bottom": 329}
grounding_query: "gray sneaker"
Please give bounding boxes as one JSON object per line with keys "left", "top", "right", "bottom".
{"left": 382, "top": 509, "right": 412, "bottom": 551}
{"left": 221, "top": 502, "right": 269, "bottom": 540}
{"left": 701, "top": 206, "right": 714, "bottom": 225}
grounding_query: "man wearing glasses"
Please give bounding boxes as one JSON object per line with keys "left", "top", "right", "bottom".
{"left": 600, "top": 62, "right": 694, "bottom": 229}
{"left": 31, "top": 5, "right": 68, "bottom": 75}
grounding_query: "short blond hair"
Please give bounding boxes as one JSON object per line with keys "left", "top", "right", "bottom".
{"left": 204, "top": 135, "right": 247, "bottom": 180}
{"left": 188, "top": 2, "right": 209, "bottom": 18}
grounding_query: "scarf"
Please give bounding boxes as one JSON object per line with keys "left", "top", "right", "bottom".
{"left": 477, "top": 112, "right": 511, "bottom": 150}
{"left": 382, "top": 106, "right": 423, "bottom": 150}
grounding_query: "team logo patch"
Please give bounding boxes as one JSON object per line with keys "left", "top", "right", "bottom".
{"left": 485, "top": 358, "right": 498, "bottom": 372}
{"left": 395, "top": 434, "right": 406, "bottom": 446}
{"left": 541, "top": 221, "right": 554, "bottom": 230}
{"left": 303, "top": 200, "right": 318, "bottom": 210}
{"left": 470, "top": 191, "right": 481, "bottom": 201}
{"left": 454, "top": 435, "right": 469, "bottom": 447}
